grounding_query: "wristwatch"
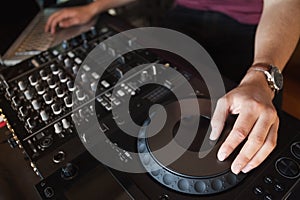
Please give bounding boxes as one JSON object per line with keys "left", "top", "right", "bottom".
{"left": 248, "top": 63, "right": 284, "bottom": 93}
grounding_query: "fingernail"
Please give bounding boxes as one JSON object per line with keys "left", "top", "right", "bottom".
{"left": 209, "top": 130, "right": 217, "bottom": 140}
{"left": 242, "top": 164, "right": 253, "bottom": 173}
{"left": 217, "top": 151, "right": 227, "bottom": 161}
{"left": 232, "top": 164, "right": 242, "bottom": 175}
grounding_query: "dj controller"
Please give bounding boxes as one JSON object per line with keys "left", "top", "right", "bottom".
{"left": 0, "top": 15, "right": 299, "bottom": 200}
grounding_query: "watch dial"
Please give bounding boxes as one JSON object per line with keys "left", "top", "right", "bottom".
{"left": 273, "top": 68, "right": 283, "bottom": 90}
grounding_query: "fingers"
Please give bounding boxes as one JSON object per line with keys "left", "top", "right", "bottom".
{"left": 230, "top": 110, "right": 277, "bottom": 174}
{"left": 209, "top": 98, "right": 229, "bottom": 141}
{"left": 217, "top": 106, "right": 259, "bottom": 162}
{"left": 45, "top": 10, "right": 73, "bottom": 34}
{"left": 241, "top": 118, "right": 278, "bottom": 173}
{"left": 59, "top": 18, "right": 79, "bottom": 28}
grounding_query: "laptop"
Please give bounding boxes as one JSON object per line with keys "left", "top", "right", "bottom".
{"left": 0, "top": 0, "right": 96, "bottom": 66}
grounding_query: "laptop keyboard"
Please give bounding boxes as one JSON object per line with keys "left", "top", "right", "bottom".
{"left": 16, "top": 15, "right": 54, "bottom": 54}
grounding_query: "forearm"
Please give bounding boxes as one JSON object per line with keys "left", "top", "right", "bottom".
{"left": 254, "top": 0, "right": 300, "bottom": 71}
{"left": 88, "top": 0, "right": 136, "bottom": 16}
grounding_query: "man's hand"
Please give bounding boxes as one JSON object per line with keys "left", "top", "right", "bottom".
{"left": 210, "top": 71, "right": 279, "bottom": 174}
{"left": 45, "top": 5, "right": 97, "bottom": 34}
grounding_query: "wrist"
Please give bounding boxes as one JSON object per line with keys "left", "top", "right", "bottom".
{"left": 240, "top": 70, "right": 275, "bottom": 100}
{"left": 87, "top": 1, "right": 105, "bottom": 16}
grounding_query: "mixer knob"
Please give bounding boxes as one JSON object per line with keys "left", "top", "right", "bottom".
{"left": 35, "top": 84, "right": 45, "bottom": 95}
{"left": 39, "top": 69, "right": 49, "bottom": 80}
{"left": 27, "top": 117, "right": 36, "bottom": 129}
{"left": 28, "top": 75, "right": 38, "bottom": 86}
{"left": 140, "top": 70, "right": 149, "bottom": 82}
{"left": 24, "top": 89, "right": 34, "bottom": 100}
{"left": 50, "top": 64, "right": 60, "bottom": 75}
{"left": 55, "top": 87, "right": 65, "bottom": 98}
{"left": 19, "top": 106, "right": 28, "bottom": 118}
{"left": 51, "top": 103, "right": 62, "bottom": 115}
{"left": 82, "top": 40, "right": 89, "bottom": 49}
{"left": 64, "top": 96, "right": 73, "bottom": 108}
{"left": 58, "top": 54, "right": 64, "bottom": 61}
{"left": 76, "top": 90, "right": 86, "bottom": 101}
{"left": 67, "top": 80, "right": 76, "bottom": 92}
{"left": 54, "top": 123, "right": 62, "bottom": 134}
{"left": 18, "top": 80, "right": 27, "bottom": 91}
{"left": 64, "top": 58, "right": 72, "bottom": 68}
{"left": 40, "top": 110, "right": 49, "bottom": 122}
{"left": 90, "top": 26, "right": 97, "bottom": 36}
{"left": 90, "top": 82, "right": 97, "bottom": 92}
{"left": 32, "top": 99, "right": 41, "bottom": 110}
{"left": 62, "top": 119, "right": 70, "bottom": 129}
{"left": 58, "top": 72, "right": 68, "bottom": 83}
{"left": 81, "top": 33, "right": 87, "bottom": 41}
{"left": 47, "top": 77, "right": 57, "bottom": 89}
{"left": 43, "top": 93, "right": 53, "bottom": 105}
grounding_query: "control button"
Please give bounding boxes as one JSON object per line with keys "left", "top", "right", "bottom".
{"left": 74, "top": 57, "right": 82, "bottom": 65}
{"left": 40, "top": 110, "right": 49, "bottom": 122}
{"left": 40, "top": 137, "right": 53, "bottom": 148}
{"left": 253, "top": 186, "right": 264, "bottom": 195}
{"left": 61, "top": 40, "right": 69, "bottom": 49}
{"left": 264, "top": 194, "right": 272, "bottom": 200}
{"left": 40, "top": 69, "right": 49, "bottom": 80}
{"left": 67, "top": 51, "right": 75, "bottom": 58}
{"left": 117, "top": 89, "right": 125, "bottom": 97}
{"left": 211, "top": 179, "right": 223, "bottom": 191}
{"left": 18, "top": 80, "right": 27, "bottom": 91}
{"left": 27, "top": 117, "right": 36, "bottom": 129}
{"left": 274, "top": 183, "right": 284, "bottom": 192}
{"left": 72, "top": 65, "right": 79, "bottom": 75}
{"left": 64, "top": 96, "right": 73, "bottom": 108}
{"left": 263, "top": 176, "right": 273, "bottom": 184}
{"left": 51, "top": 103, "right": 62, "bottom": 115}
{"left": 67, "top": 80, "right": 76, "bottom": 92}
{"left": 24, "top": 89, "right": 34, "bottom": 100}
{"left": 5, "top": 88, "right": 14, "bottom": 98}
{"left": 43, "top": 93, "right": 53, "bottom": 105}
{"left": 50, "top": 64, "right": 60, "bottom": 75}
{"left": 82, "top": 64, "right": 91, "bottom": 72}
{"left": 81, "top": 73, "right": 88, "bottom": 82}
{"left": 28, "top": 75, "right": 38, "bottom": 86}
{"left": 62, "top": 119, "right": 70, "bottom": 129}
{"left": 90, "top": 82, "right": 97, "bottom": 92}
{"left": 291, "top": 142, "right": 300, "bottom": 159}
{"left": 35, "top": 84, "right": 45, "bottom": 95}
{"left": 58, "top": 72, "right": 68, "bottom": 83}
{"left": 54, "top": 123, "right": 62, "bottom": 134}
{"left": 61, "top": 163, "right": 78, "bottom": 180}
{"left": 32, "top": 100, "right": 41, "bottom": 110}
{"left": 55, "top": 87, "right": 65, "bottom": 98}
{"left": 43, "top": 187, "right": 54, "bottom": 198}
{"left": 275, "top": 157, "right": 299, "bottom": 179}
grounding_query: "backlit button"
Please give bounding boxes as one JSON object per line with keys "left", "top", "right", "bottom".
{"left": 264, "top": 194, "right": 272, "bottom": 200}
{"left": 263, "top": 176, "right": 273, "bottom": 184}
{"left": 274, "top": 183, "right": 284, "bottom": 192}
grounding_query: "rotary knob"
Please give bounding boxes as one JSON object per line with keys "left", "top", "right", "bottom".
{"left": 35, "top": 84, "right": 45, "bottom": 95}
{"left": 18, "top": 80, "right": 27, "bottom": 91}
{"left": 39, "top": 69, "right": 49, "bottom": 80}
{"left": 12, "top": 96, "right": 22, "bottom": 107}
{"left": 54, "top": 123, "right": 62, "bottom": 134}
{"left": 28, "top": 75, "right": 38, "bottom": 86}
{"left": 40, "top": 110, "right": 49, "bottom": 122}
{"left": 32, "top": 99, "right": 41, "bottom": 110}
{"left": 51, "top": 103, "right": 62, "bottom": 115}
{"left": 55, "top": 87, "right": 65, "bottom": 98}
{"left": 64, "top": 58, "right": 72, "bottom": 68}
{"left": 76, "top": 90, "right": 86, "bottom": 101}
{"left": 67, "top": 81, "right": 76, "bottom": 92}
{"left": 27, "top": 117, "right": 36, "bottom": 129}
{"left": 50, "top": 64, "right": 60, "bottom": 75}
{"left": 24, "top": 89, "right": 34, "bottom": 100}
{"left": 275, "top": 157, "right": 299, "bottom": 179}
{"left": 43, "top": 93, "right": 53, "bottom": 105}
{"left": 58, "top": 72, "right": 68, "bottom": 83}
{"left": 19, "top": 106, "right": 28, "bottom": 118}
{"left": 47, "top": 77, "right": 57, "bottom": 89}
{"left": 64, "top": 96, "right": 73, "bottom": 108}
{"left": 62, "top": 118, "right": 70, "bottom": 129}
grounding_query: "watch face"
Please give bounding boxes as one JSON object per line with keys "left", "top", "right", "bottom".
{"left": 272, "top": 67, "right": 283, "bottom": 90}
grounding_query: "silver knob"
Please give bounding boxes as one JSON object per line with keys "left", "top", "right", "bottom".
{"left": 64, "top": 96, "right": 73, "bottom": 108}
{"left": 28, "top": 75, "right": 38, "bottom": 86}
{"left": 43, "top": 93, "right": 53, "bottom": 105}
{"left": 62, "top": 119, "right": 70, "bottom": 129}
{"left": 40, "top": 110, "right": 49, "bottom": 122}
{"left": 18, "top": 81, "right": 27, "bottom": 91}
{"left": 32, "top": 100, "right": 41, "bottom": 110}
{"left": 24, "top": 89, "right": 33, "bottom": 100}
{"left": 54, "top": 123, "right": 62, "bottom": 134}
{"left": 51, "top": 103, "right": 62, "bottom": 115}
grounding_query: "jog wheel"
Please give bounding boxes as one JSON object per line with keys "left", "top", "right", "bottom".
{"left": 137, "top": 98, "right": 246, "bottom": 195}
